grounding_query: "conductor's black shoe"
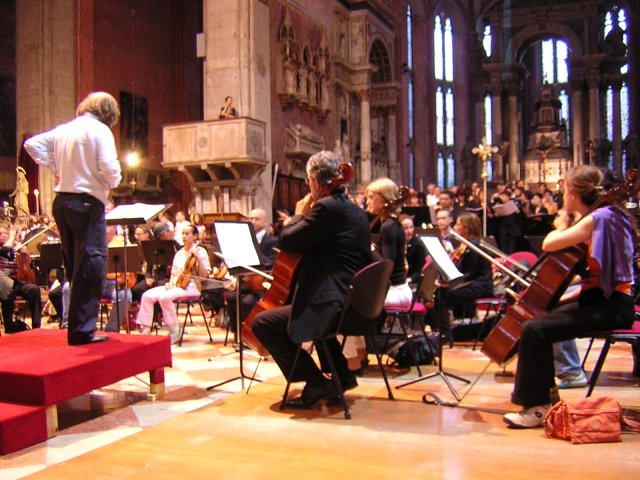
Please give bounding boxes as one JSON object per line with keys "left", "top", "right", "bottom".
{"left": 69, "top": 334, "right": 109, "bottom": 345}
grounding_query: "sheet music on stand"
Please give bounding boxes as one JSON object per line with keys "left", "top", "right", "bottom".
{"left": 105, "top": 203, "right": 172, "bottom": 225}
{"left": 213, "top": 221, "right": 262, "bottom": 272}
{"left": 419, "top": 236, "right": 463, "bottom": 282}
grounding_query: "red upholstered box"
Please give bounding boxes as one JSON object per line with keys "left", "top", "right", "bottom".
{"left": 0, "top": 402, "right": 47, "bottom": 455}
{"left": 0, "top": 329, "right": 172, "bottom": 406}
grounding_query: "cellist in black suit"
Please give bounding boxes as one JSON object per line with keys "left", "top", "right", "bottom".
{"left": 252, "top": 150, "right": 372, "bottom": 409}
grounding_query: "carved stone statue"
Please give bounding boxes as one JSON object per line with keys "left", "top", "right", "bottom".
{"left": 10, "top": 166, "right": 30, "bottom": 218}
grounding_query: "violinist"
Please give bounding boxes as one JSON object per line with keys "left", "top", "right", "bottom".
{"left": 426, "top": 212, "right": 493, "bottom": 342}
{"left": 399, "top": 214, "right": 428, "bottom": 287}
{"left": 0, "top": 223, "right": 42, "bottom": 332}
{"left": 504, "top": 165, "right": 635, "bottom": 428}
{"left": 343, "top": 178, "right": 412, "bottom": 375}
{"left": 251, "top": 150, "right": 371, "bottom": 409}
{"left": 136, "top": 224, "right": 211, "bottom": 344}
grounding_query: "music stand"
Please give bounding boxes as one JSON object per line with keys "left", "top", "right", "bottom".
{"left": 107, "top": 245, "right": 144, "bottom": 333}
{"left": 396, "top": 236, "right": 470, "bottom": 400}
{"left": 39, "top": 242, "right": 64, "bottom": 284}
{"left": 140, "top": 240, "right": 177, "bottom": 282}
{"left": 207, "top": 221, "right": 265, "bottom": 391}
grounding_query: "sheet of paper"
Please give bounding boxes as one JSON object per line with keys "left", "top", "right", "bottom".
{"left": 420, "top": 235, "right": 463, "bottom": 282}
{"left": 214, "top": 222, "right": 262, "bottom": 268}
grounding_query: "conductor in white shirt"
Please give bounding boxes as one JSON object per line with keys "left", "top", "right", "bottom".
{"left": 25, "top": 91, "right": 122, "bottom": 345}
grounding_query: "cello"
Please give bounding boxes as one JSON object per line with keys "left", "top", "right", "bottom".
{"left": 240, "top": 162, "right": 354, "bottom": 356}
{"left": 481, "top": 169, "right": 640, "bottom": 366}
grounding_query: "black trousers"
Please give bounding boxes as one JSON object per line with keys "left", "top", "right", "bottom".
{"left": 251, "top": 305, "right": 350, "bottom": 385}
{"left": 53, "top": 193, "right": 106, "bottom": 344}
{"left": 1, "top": 280, "right": 42, "bottom": 331}
{"left": 512, "top": 289, "right": 634, "bottom": 408}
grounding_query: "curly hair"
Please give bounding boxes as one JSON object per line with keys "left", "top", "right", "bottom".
{"left": 76, "top": 92, "right": 120, "bottom": 127}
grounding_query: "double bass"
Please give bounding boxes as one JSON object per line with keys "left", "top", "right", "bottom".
{"left": 241, "top": 162, "right": 354, "bottom": 356}
{"left": 482, "top": 169, "right": 640, "bottom": 366}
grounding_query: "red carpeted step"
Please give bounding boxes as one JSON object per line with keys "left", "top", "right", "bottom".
{"left": 0, "top": 402, "right": 47, "bottom": 455}
{"left": 0, "top": 329, "right": 172, "bottom": 406}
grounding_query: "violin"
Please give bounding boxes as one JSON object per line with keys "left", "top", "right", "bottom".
{"left": 449, "top": 243, "right": 467, "bottom": 265}
{"left": 16, "top": 250, "right": 35, "bottom": 284}
{"left": 106, "top": 271, "right": 137, "bottom": 289}
{"left": 176, "top": 252, "right": 199, "bottom": 289}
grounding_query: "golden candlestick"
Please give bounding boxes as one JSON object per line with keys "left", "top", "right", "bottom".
{"left": 472, "top": 138, "right": 498, "bottom": 237}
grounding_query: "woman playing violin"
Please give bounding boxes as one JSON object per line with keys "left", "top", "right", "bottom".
{"left": 504, "top": 165, "right": 636, "bottom": 428}
{"left": 427, "top": 212, "right": 493, "bottom": 342}
{"left": 135, "top": 224, "right": 211, "bottom": 344}
{"left": 343, "top": 178, "right": 413, "bottom": 374}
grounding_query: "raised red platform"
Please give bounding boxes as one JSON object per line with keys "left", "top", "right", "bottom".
{"left": 0, "top": 329, "right": 172, "bottom": 454}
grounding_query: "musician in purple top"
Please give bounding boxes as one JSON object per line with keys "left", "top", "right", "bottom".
{"left": 504, "top": 165, "right": 636, "bottom": 428}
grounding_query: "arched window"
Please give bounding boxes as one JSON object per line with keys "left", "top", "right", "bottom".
{"left": 434, "top": 13, "right": 455, "bottom": 187}
{"left": 540, "top": 39, "right": 571, "bottom": 137}
{"left": 370, "top": 40, "right": 391, "bottom": 84}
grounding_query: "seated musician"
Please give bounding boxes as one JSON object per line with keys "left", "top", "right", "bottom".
{"left": 251, "top": 150, "right": 371, "bottom": 409}
{"left": 131, "top": 223, "right": 179, "bottom": 303}
{"left": 399, "top": 213, "right": 428, "bottom": 288}
{"left": 426, "top": 212, "right": 493, "bottom": 342}
{"left": 102, "top": 225, "right": 132, "bottom": 332}
{"left": 504, "top": 165, "right": 635, "bottom": 428}
{"left": 135, "top": 224, "right": 211, "bottom": 344}
{"left": 0, "top": 223, "right": 42, "bottom": 332}
{"left": 344, "top": 178, "right": 413, "bottom": 374}
{"left": 224, "top": 208, "right": 278, "bottom": 339}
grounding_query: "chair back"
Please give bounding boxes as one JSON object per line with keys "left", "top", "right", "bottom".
{"left": 338, "top": 259, "right": 393, "bottom": 336}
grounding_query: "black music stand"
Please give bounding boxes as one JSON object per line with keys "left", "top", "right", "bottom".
{"left": 140, "top": 240, "right": 177, "bottom": 284}
{"left": 206, "top": 221, "right": 265, "bottom": 391}
{"left": 39, "top": 242, "right": 64, "bottom": 284}
{"left": 107, "top": 245, "right": 143, "bottom": 333}
{"left": 396, "top": 235, "right": 470, "bottom": 400}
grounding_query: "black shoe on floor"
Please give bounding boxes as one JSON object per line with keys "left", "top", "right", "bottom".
{"left": 284, "top": 379, "right": 337, "bottom": 409}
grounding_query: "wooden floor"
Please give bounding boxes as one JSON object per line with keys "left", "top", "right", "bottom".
{"left": 18, "top": 336, "right": 640, "bottom": 480}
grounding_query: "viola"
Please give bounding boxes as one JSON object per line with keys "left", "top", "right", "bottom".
{"left": 241, "top": 162, "right": 353, "bottom": 356}
{"left": 482, "top": 169, "right": 640, "bottom": 366}
{"left": 106, "top": 271, "right": 137, "bottom": 289}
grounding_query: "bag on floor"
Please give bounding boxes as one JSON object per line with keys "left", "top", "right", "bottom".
{"left": 545, "top": 396, "right": 623, "bottom": 444}
{"left": 387, "top": 335, "right": 437, "bottom": 368}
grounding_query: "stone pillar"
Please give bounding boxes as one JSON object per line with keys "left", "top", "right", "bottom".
{"left": 202, "top": 0, "right": 272, "bottom": 213}
{"left": 16, "top": 0, "right": 75, "bottom": 216}
{"left": 491, "top": 90, "right": 503, "bottom": 178}
{"left": 570, "top": 88, "right": 583, "bottom": 165}
{"left": 612, "top": 80, "right": 623, "bottom": 175}
{"left": 359, "top": 91, "right": 372, "bottom": 183}
{"left": 587, "top": 72, "right": 601, "bottom": 142}
{"left": 507, "top": 93, "right": 519, "bottom": 181}
{"left": 387, "top": 109, "right": 399, "bottom": 182}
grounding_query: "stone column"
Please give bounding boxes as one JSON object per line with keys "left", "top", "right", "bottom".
{"left": 491, "top": 89, "right": 503, "bottom": 178}
{"left": 16, "top": 0, "right": 75, "bottom": 216}
{"left": 611, "top": 79, "right": 623, "bottom": 175}
{"left": 587, "top": 71, "right": 601, "bottom": 142}
{"left": 359, "top": 90, "right": 372, "bottom": 183}
{"left": 570, "top": 88, "right": 583, "bottom": 165}
{"left": 387, "top": 109, "right": 399, "bottom": 181}
{"left": 507, "top": 93, "right": 519, "bottom": 181}
{"left": 202, "top": 0, "right": 272, "bottom": 213}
